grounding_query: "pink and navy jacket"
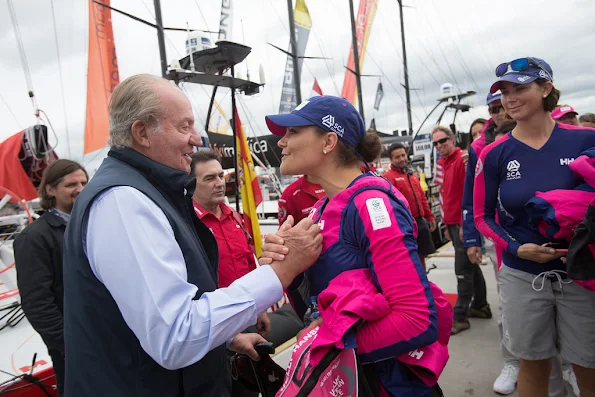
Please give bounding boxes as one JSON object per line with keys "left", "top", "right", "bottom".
{"left": 474, "top": 124, "right": 595, "bottom": 275}
{"left": 463, "top": 119, "right": 495, "bottom": 248}
{"left": 287, "top": 174, "right": 440, "bottom": 395}
{"left": 310, "top": 268, "right": 451, "bottom": 391}
{"left": 524, "top": 148, "right": 595, "bottom": 242}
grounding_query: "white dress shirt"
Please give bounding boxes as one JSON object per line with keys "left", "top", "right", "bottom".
{"left": 85, "top": 186, "right": 283, "bottom": 370}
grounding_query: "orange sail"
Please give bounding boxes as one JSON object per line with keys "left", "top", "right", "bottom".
{"left": 84, "top": 0, "right": 120, "bottom": 154}
{"left": 340, "top": 0, "right": 378, "bottom": 105}
{"left": 234, "top": 109, "right": 263, "bottom": 256}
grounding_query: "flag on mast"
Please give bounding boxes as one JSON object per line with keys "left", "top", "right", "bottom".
{"left": 234, "top": 109, "right": 263, "bottom": 256}
{"left": 373, "top": 81, "right": 384, "bottom": 111}
{"left": 278, "top": 0, "right": 312, "bottom": 113}
{"left": 340, "top": 0, "right": 378, "bottom": 106}
{"left": 84, "top": 0, "right": 120, "bottom": 154}
{"left": 311, "top": 78, "right": 323, "bottom": 96}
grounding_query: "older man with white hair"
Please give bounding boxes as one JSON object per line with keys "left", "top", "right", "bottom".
{"left": 62, "top": 74, "right": 322, "bottom": 397}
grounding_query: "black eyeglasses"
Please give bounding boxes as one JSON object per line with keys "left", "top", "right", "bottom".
{"left": 489, "top": 105, "right": 504, "bottom": 114}
{"left": 432, "top": 137, "right": 450, "bottom": 147}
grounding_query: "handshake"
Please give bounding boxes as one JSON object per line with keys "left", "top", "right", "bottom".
{"left": 259, "top": 216, "right": 323, "bottom": 289}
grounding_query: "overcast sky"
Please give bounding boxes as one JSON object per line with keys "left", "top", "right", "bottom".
{"left": 1, "top": 0, "right": 594, "bottom": 171}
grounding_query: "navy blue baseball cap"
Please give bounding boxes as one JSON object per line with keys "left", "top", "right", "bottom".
{"left": 490, "top": 57, "right": 553, "bottom": 94}
{"left": 486, "top": 92, "right": 501, "bottom": 105}
{"left": 265, "top": 95, "right": 366, "bottom": 149}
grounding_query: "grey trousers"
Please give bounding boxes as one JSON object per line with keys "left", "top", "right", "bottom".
{"left": 486, "top": 239, "right": 568, "bottom": 396}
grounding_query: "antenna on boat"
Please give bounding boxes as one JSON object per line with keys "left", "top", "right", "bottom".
{"left": 187, "top": 22, "right": 196, "bottom": 72}
{"left": 241, "top": 19, "right": 250, "bottom": 81}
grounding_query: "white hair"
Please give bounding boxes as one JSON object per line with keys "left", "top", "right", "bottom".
{"left": 108, "top": 74, "right": 166, "bottom": 148}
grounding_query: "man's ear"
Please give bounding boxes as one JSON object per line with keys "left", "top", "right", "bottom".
{"left": 131, "top": 120, "right": 151, "bottom": 148}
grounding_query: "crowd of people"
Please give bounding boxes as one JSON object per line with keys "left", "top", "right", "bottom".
{"left": 11, "top": 56, "right": 595, "bottom": 397}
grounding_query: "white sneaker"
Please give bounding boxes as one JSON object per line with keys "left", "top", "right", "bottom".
{"left": 493, "top": 364, "right": 519, "bottom": 395}
{"left": 563, "top": 367, "right": 580, "bottom": 397}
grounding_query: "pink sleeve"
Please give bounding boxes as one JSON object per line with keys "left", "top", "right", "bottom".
{"left": 350, "top": 190, "right": 438, "bottom": 363}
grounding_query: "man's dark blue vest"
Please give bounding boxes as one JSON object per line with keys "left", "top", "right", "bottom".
{"left": 63, "top": 148, "right": 225, "bottom": 396}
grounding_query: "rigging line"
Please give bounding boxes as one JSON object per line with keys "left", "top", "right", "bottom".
{"left": 431, "top": 0, "right": 493, "bottom": 79}
{"left": 414, "top": 1, "right": 465, "bottom": 93}
{"left": 237, "top": 97, "right": 283, "bottom": 167}
{"left": 50, "top": 0, "right": 72, "bottom": 158}
{"left": 83, "top": 146, "right": 108, "bottom": 167}
{"left": 368, "top": 0, "right": 435, "bottom": 116}
{"left": 325, "top": 0, "right": 429, "bottom": 121}
{"left": 7, "top": 0, "right": 34, "bottom": 95}
{"left": 427, "top": 0, "right": 480, "bottom": 94}
{"left": 179, "top": 84, "right": 206, "bottom": 127}
{"left": 309, "top": 29, "right": 340, "bottom": 95}
{"left": 266, "top": 0, "right": 319, "bottom": 84}
{"left": 191, "top": 0, "right": 216, "bottom": 42}
{"left": 0, "top": 92, "right": 21, "bottom": 127}
{"left": 410, "top": 6, "right": 455, "bottom": 85}
{"left": 331, "top": 4, "right": 426, "bottom": 123}
{"left": 138, "top": 0, "right": 155, "bottom": 18}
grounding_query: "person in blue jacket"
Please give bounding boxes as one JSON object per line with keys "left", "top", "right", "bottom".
{"left": 474, "top": 57, "right": 595, "bottom": 397}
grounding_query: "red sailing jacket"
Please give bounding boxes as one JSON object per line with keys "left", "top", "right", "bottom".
{"left": 383, "top": 165, "right": 434, "bottom": 222}
{"left": 436, "top": 147, "right": 466, "bottom": 225}
{"left": 278, "top": 176, "right": 326, "bottom": 224}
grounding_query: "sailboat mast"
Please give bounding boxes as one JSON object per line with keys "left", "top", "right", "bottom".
{"left": 286, "top": 0, "right": 302, "bottom": 105}
{"left": 397, "top": 0, "right": 413, "bottom": 135}
{"left": 348, "top": 0, "right": 365, "bottom": 120}
{"left": 154, "top": 0, "right": 168, "bottom": 77}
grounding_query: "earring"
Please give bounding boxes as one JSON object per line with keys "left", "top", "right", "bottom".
{"left": 323, "top": 149, "right": 327, "bottom": 154}
{"left": 543, "top": 95, "right": 547, "bottom": 98}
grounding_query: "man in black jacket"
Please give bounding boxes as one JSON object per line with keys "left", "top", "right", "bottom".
{"left": 14, "top": 159, "right": 88, "bottom": 397}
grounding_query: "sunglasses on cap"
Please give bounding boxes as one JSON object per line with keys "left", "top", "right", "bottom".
{"left": 495, "top": 58, "right": 553, "bottom": 81}
{"left": 489, "top": 105, "right": 504, "bottom": 114}
{"left": 433, "top": 137, "right": 450, "bottom": 147}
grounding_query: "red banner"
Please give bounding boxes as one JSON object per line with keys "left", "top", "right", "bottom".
{"left": 84, "top": 0, "right": 120, "bottom": 154}
{"left": 340, "top": 0, "right": 378, "bottom": 105}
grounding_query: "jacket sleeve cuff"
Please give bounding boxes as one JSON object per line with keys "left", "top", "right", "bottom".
{"left": 508, "top": 241, "right": 522, "bottom": 257}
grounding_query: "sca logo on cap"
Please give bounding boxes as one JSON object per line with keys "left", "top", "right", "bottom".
{"left": 321, "top": 114, "right": 345, "bottom": 137}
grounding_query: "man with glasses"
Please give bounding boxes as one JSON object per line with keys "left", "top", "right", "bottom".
{"left": 433, "top": 125, "right": 490, "bottom": 337}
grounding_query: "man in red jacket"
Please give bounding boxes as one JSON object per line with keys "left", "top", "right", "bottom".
{"left": 383, "top": 143, "right": 436, "bottom": 270}
{"left": 433, "top": 125, "right": 489, "bottom": 335}
{"left": 278, "top": 175, "right": 326, "bottom": 224}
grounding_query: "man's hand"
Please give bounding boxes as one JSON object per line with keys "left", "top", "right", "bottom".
{"left": 259, "top": 216, "right": 294, "bottom": 265}
{"left": 462, "top": 151, "right": 469, "bottom": 167}
{"left": 467, "top": 247, "right": 482, "bottom": 264}
{"left": 268, "top": 218, "right": 323, "bottom": 289}
{"left": 429, "top": 220, "right": 437, "bottom": 232}
{"left": 444, "top": 227, "right": 451, "bottom": 241}
{"left": 256, "top": 312, "right": 271, "bottom": 336}
{"left": 458, "top": 227, "right": 464, "bottom": 242}
{"left": 518, "top": 243, "right": 565, "bottom": 264}
{"left": 228, "top": 333, "right": 267, "bottom": 361}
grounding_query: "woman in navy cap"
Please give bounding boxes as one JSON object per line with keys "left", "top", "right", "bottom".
{"left": 261, "top": 95, "right": 450, "bottom": 396}
{"left": 474, "top": 57, "right": 595, "bottom": 396}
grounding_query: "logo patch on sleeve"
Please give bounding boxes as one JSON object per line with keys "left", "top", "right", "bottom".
{"left": 366, "top": 198, "right": 392, "bottom": 230}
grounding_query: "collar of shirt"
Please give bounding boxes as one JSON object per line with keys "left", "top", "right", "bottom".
{"left": 49, "top": 207, "right": 71, "bottom": 223}
{"left": 299, "top": 177, "right": 326, "bottom": 198}
{"left": 192, "top": 201, "right": 232, "bottom": 221}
